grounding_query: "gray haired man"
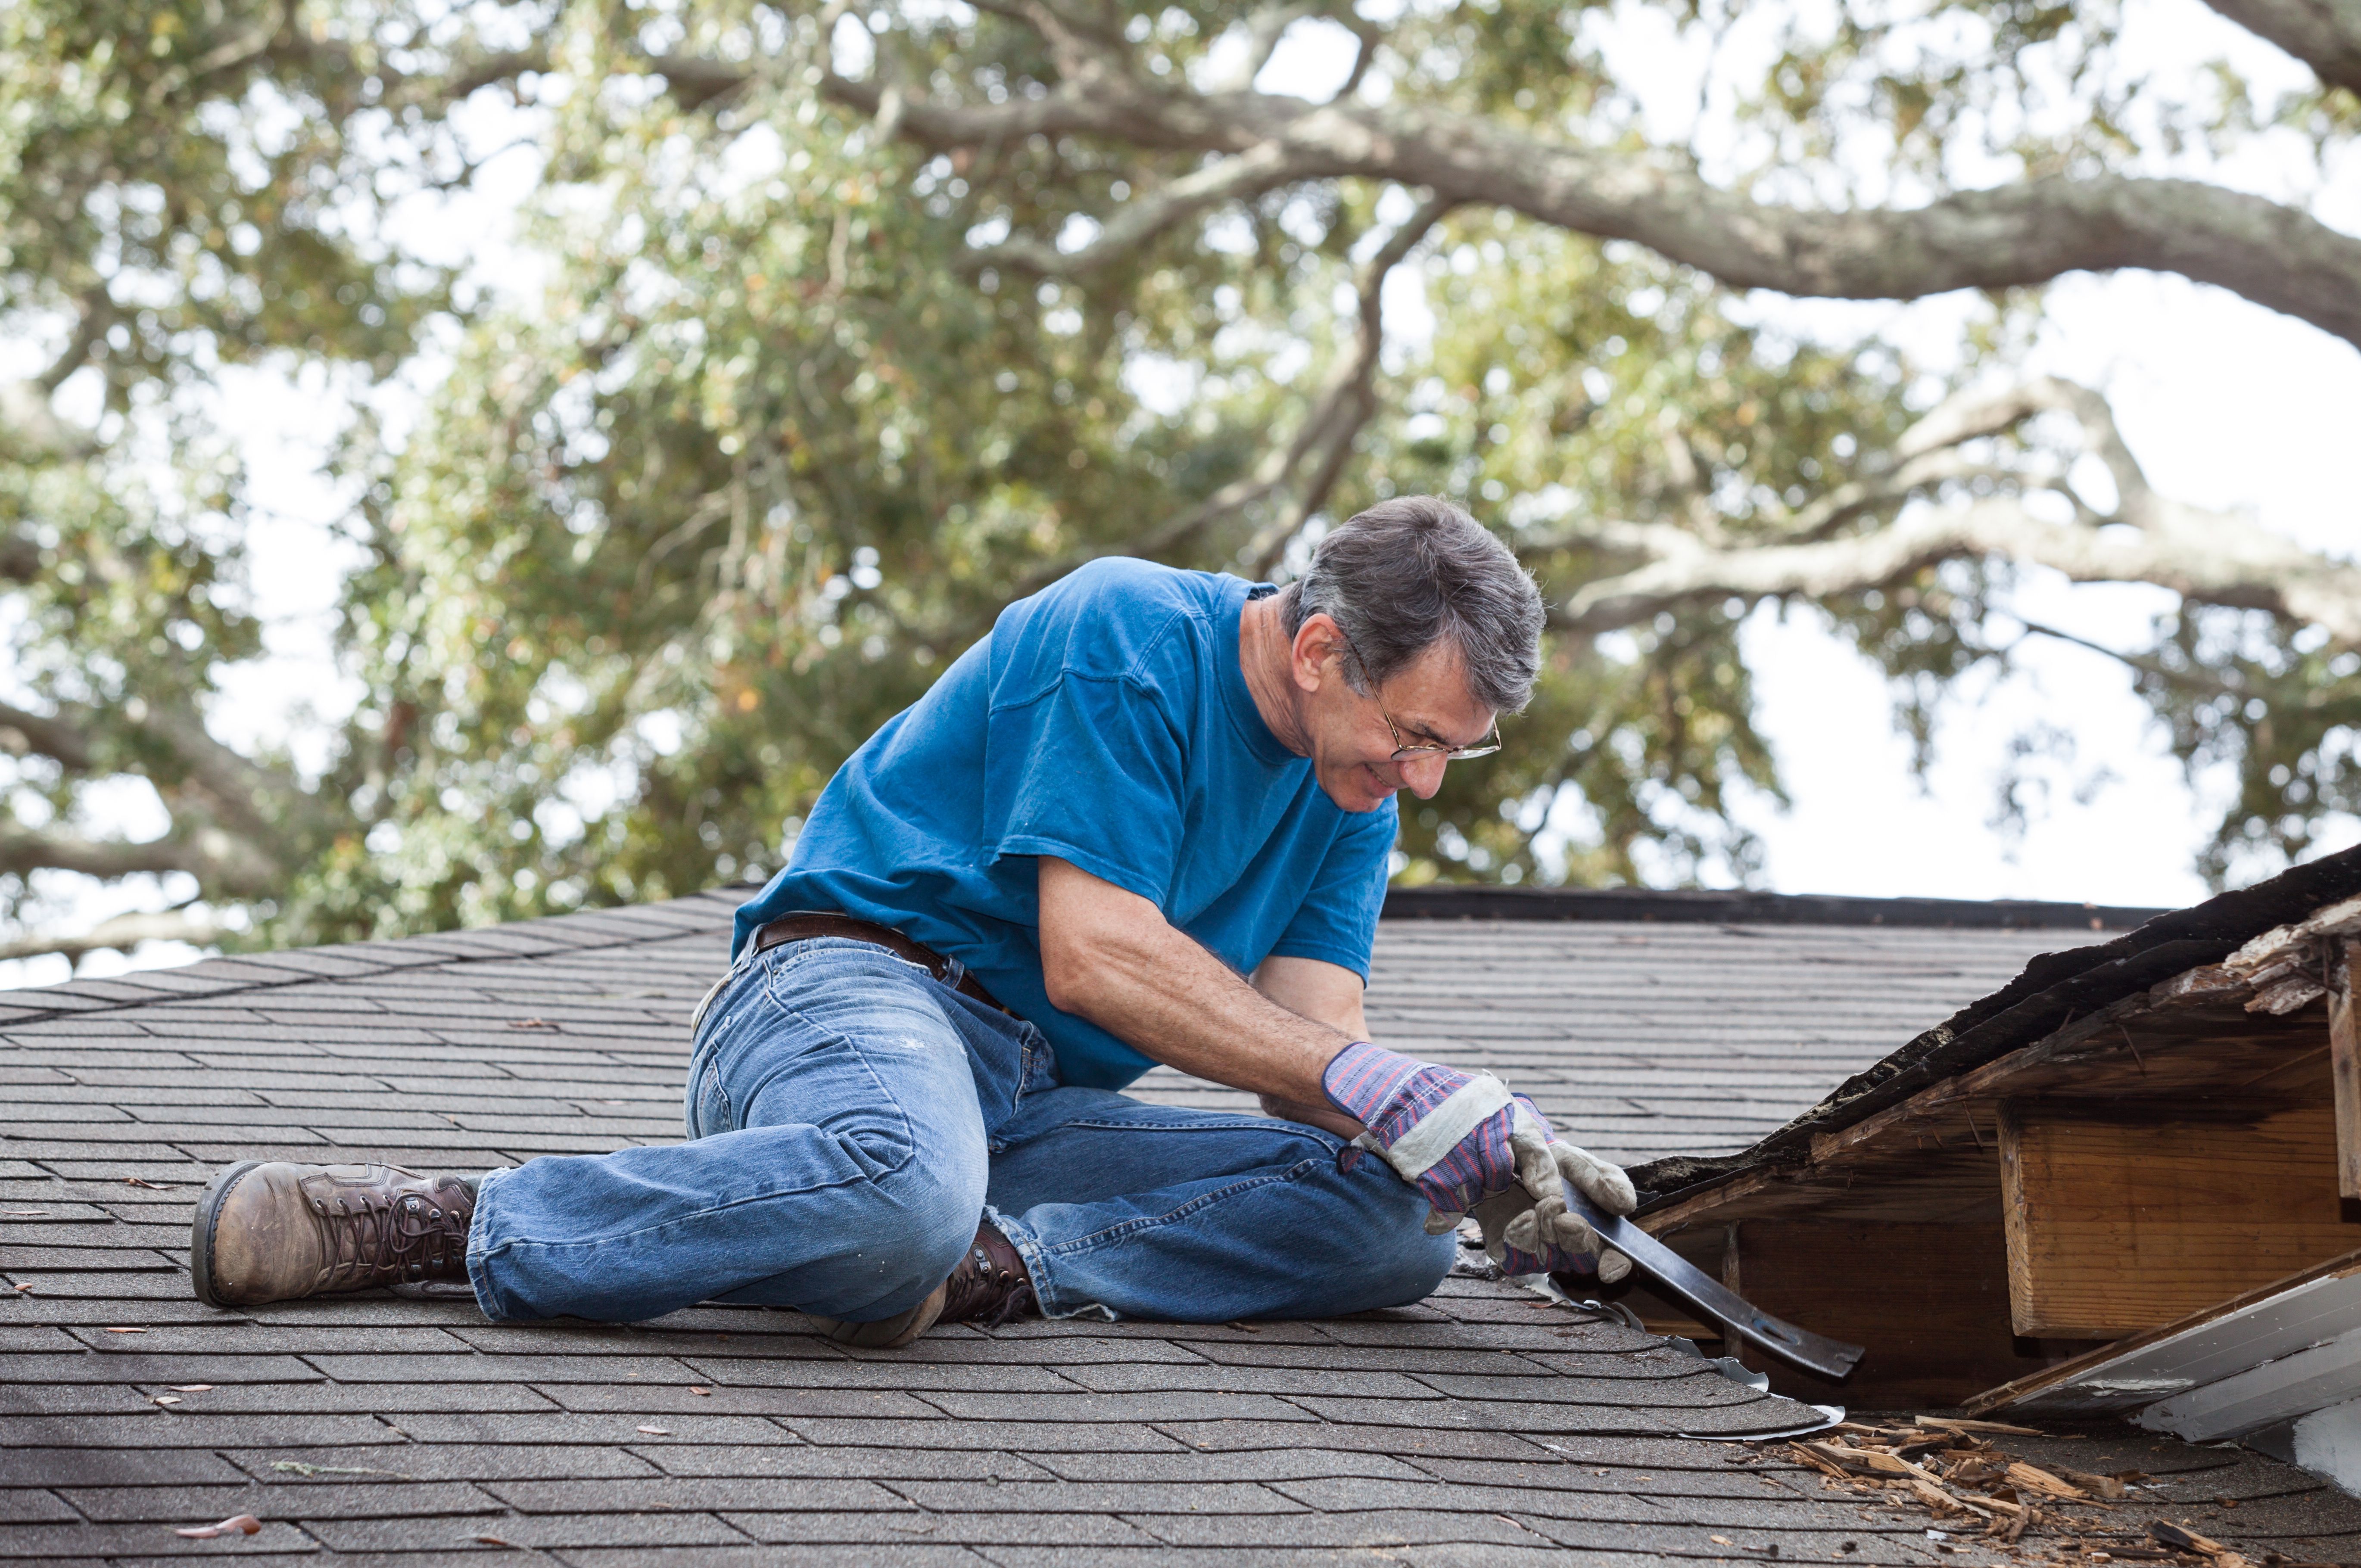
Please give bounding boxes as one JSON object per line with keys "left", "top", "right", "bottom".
{"left": 191, "top": 496, "right": 1635, "bottom": 1340}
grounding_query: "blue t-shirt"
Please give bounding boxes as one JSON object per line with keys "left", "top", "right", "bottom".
{"left": 732, "top": 558, "right": 1397, "bottom": 1090}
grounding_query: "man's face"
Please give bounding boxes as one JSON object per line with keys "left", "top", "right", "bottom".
{"left": 1295, "top": 622, "right": 1498, "bottom": 814}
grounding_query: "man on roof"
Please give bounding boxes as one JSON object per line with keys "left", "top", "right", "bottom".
{"left": 189, "top": 496, "right": 1638, "bottom": 1341}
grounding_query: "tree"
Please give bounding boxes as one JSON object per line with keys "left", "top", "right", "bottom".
{"left": 2, "top": 0, "right": 2355, "bottom": 963}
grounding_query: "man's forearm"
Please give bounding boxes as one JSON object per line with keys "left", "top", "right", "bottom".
{"left": 1037, "top": 857, "right": 1352, "bottom": 1108}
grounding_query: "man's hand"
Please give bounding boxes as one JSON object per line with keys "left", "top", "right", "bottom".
{"left": 1467, "top": 1140, "right": 1637, "bottom": 1281}
{"left": 1321, "top": 1041, "right": 1636, "bottom": 1266}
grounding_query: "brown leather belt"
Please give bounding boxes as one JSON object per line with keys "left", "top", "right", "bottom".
{"left": 751, "top": 912, "right": 1010, "bottom": 1014}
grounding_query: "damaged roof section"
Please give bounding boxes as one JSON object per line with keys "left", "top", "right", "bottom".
{"left": 1624, "top": 844, "right": 2361, "bottom": 1490}
{"left": 1628, "top": 845, "right": 2361, "bottom": 1201}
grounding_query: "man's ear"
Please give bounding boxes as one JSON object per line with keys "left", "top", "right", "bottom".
{"left": 1289, "top": 613, "right": 1345, "bottom": 694}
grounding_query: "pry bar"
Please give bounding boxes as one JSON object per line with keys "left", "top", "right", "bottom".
{"left": 1556, "top": 1192, "right": 1866, "bottom": 1380}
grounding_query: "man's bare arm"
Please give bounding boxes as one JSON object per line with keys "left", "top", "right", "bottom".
{"left": 1250, "top": 955, "right": 1371, "bottom": 1139}
{"left": 1036, "top": 856, "right": 1355, "bottom": 1111}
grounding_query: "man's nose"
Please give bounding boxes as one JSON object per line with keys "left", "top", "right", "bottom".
{"left": 1401, "top": 752, "right": 1449, "bottom": 800}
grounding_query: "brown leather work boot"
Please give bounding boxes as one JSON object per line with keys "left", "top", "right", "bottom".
{"left": 190, "top": 1161, "right": 475, "bottom": 1308}
{"left": 814, "top": 1223, "right": 1036, "bottom": 1350}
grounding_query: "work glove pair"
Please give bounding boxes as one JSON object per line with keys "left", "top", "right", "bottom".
{"left": 1323, "top": 1040, "right": 1636, "bottom": 1281}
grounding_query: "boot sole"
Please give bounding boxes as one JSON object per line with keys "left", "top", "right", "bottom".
{"left": 188, "top": 1160, "right": 262, "bottom": 1308}
{"left": 815, "top": 1281, "right": 949, "bottom": 1350}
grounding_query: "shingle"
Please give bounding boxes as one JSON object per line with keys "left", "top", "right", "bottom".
{"left": 307, "top": 1509, "right": 746, "bottom": 1550}
{"left": 907, "top": 1390, "right": 1318, "bottom": 1424}
{"left": 387, "top": 1411, "right": 800, "bottom": 1445}
{"left": 303, "top": 1353, "right": 699, "bottom": 1384}
{"left": 0, "top": 1353, "right": 321, "bottom": 1383}
{"left": 560, "top": 1547, "right": 987, "bottom": 1568}
{"left": 894, "top": 1480, "right": 1308, "bottom": 1514}
{"left": 59, "top": 1480, "right": 503, "bottom": 1521}
{"left": 226, "top": 1444, "right": 664, "bottom": 1483}
{"left": 0, "top": 1381, "right": 159, "bottom": 1413}
{"left": 993, "top": 1551, "right": 1464, "bottom": 1568}
{"left": 484, "top": 1476, "right": 913, "bottom": 1512}
{"left": 680, "top": 1356, "right": 1075, "bottom": 1392}
{"left": 540, "top": 1385, "right": 944, "bottom": 1420}
{"left": 635, "top": 1446, "right": 1059, "bottom": 1482}
{"left": 0, "top": 1518, "right": 322, "bottom": 1556}
{"left": 0, "top": 1491, "right": 80, "bottom": 1522}
{"left": 1153, "top": 1419, "right": 1554, "bottom": 1461}
{"left": 0, "top": 1412, "right": 400, "bottom": 1447}
{"left": 69, "top": 1324, "right": 475, "bottom": 1354}
{"left": 134, "top": 1383, "right": 565, "bottom": 1416}
{"left": 782, "top": 1418, "right": 1189, "bottom": 1453}
{"left": 1030, "top": 1448, "right": 1433, "bottom": 1484}
{"left": 1052, "top": 1363, "right": 1442, "bottom": 1399}
{"left": 0, "top": 1448, "right": 255, "bottom": 1487}
{"left": 720, "top": 1508, "right": 1162, "bottom": 1546}
{"left": 1112, "top": 1506, "right": 1545, "bottom": 1548}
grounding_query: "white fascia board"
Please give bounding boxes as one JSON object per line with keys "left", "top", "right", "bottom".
{"left": 2135, "top": 1323, "right": 2361, "bottom": 1443}
{"left": 2015, "top": 1266, "right": 2361, "bottom": 1421}
{"left": 2293, "top": 1397, "right": 2361, "bottom": 1498}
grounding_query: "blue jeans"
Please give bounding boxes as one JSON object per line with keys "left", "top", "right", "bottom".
{"left": 466, "top": 937, "right": 1455, "bottom": 1325}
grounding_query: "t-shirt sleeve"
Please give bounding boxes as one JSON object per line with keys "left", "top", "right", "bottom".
{"left": 983, "top": 670, "right": 1187, "bottom": 909}
{"left": 1268, "top": 800, "right": 1396, "bottom": 979}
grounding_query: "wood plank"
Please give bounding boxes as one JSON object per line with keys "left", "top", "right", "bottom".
{"left": 1720, "top": 1220, "right": 2069, "bottom": 1408}
{"left": 2332, "top": 941, "right": 2361, "bottom": 1201}
{"left": 1999, "top": 1100, "right": 2356, "bottom": 1338}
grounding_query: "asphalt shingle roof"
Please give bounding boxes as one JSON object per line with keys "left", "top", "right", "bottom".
{"left": 4, "top": 891, "right": 2357, "bottom": 1565}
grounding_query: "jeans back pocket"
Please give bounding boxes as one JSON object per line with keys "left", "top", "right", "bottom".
{"left": 687, "top": 1054, "right": 735, "bottom": 1139}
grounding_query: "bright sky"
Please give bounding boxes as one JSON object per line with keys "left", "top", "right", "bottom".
{"left": 8, "top": 0, "right": 2358, "bottom": 987}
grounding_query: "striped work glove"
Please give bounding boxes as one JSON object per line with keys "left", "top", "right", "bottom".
{"left": 1322, "top": 1040, "right": 1637, "bottom": 1279}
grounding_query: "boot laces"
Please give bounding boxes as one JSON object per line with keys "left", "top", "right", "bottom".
{"left": 941, "top": 1233, "right": 1034, "bottom": 1327}
{"left": 320, "top": 1183, "right": 469, "bottom": 1288}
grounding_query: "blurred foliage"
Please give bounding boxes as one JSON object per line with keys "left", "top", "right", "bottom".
{"left": 1, "top": 0, "right": 2356, "bottom": 964}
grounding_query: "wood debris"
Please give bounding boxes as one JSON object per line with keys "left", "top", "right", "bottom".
{"left": 173, "top": 1514, "right": 261, "bottom": 1539}
{"left": 1775, "top": 1423, "right": 2261, "bottom": 1563}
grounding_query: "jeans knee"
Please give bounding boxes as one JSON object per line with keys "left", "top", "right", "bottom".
{"left": 859, "top": 1153, "right": 985, "bottom": 1301}
{"left": 1365, "top": 1221, "right": 1458, "bottom": 1310}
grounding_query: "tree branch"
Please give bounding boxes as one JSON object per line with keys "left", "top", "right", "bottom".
{"left": 0, "top": 908, "right": 230, "bottom": 965}
{"left": 965, "top": 141, "right": 1304, "bottom": 276}
{"left": 2195, "top": 0, "right": 2361, "bottom": 97}
{"left": 0, "top": 825, "right": 280, "bottom": 890}
{"left": 822, "top": 64, "right": 2361, "bottom": 348}
{"left": 1552, "top": 493, "right": 2361, "bottom": 641}
{"left": 0, "top": 702, "right": 96, "bottom": 772}
{"left": 128, "top": 702, "right": 318, "bottom": 848}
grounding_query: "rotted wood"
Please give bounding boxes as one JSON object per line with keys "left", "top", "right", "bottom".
{"left": 1999, "top": 1099, "right": 2352, "bottom": 1338}
{"left": 1640, "top": 989, "right": 2340, "bottom": 1238}
{"left": 2330, "top": 939, "right": 2361, "bottom": 1201}
{"left": 1718, "top": 1219, "right": 2065, "bottom": 1408}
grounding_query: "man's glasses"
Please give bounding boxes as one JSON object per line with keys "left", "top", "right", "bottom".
{"left": 1337, "top": 633, "right": 1502, "bottom": 762}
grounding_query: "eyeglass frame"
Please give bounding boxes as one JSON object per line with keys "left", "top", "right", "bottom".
{"left": 1333, "top": 629, "right": 1503, "bottom": 763}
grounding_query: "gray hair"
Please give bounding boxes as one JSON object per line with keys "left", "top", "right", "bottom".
{"left": 1278, "top": 496, "right": 1544, "bottom": 714}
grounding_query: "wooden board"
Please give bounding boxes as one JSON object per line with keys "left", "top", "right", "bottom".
{"left": 2332, "top": 942, "right": 2361, "bottom": 1201}
{"left": 2000, "top": 1101, "right": 2356, "bottom": 1338}
{"left": 1719, "top": 1219, "right": 2076, "bottom": 1409}
{"left": 1969, "top": 1244, "right": 2361, "bottom": 1422}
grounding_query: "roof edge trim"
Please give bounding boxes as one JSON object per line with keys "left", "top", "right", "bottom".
{"left": 1381, "top": 885, "right": 2165, "bottom": 930}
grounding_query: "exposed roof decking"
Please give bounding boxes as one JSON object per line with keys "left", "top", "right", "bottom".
{"left": 4, "top": 892, "right": 2359, "bottom": 1564}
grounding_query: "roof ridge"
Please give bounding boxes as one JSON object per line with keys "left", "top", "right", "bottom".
{"left": 0, "top": 889, "right": 741, "bottom": 1028}
{"left": 1382, "top": 885, "right": 2168, "bottom": 930}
